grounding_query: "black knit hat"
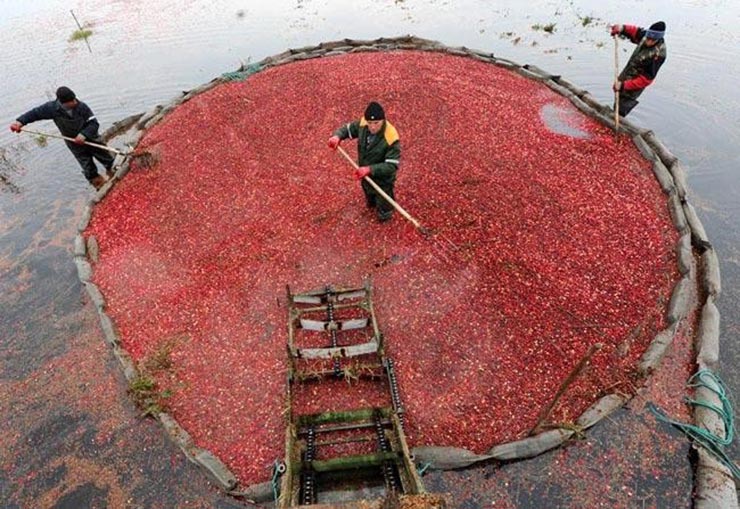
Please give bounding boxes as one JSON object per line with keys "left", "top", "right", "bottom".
{"left": 56, "top": 86, "right": 76, "bottom": 103}
{"left": 364, "top": 101, "right": 385, "bottom": 121}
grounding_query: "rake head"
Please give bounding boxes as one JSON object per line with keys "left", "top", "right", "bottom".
{"left": 128, "top": 149, "right": 159, "bottom": 169}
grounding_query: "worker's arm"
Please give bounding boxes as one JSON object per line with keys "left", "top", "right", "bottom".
{"left": 15, "top": 101, "right": 57, "bottom": 126}
{"left": 76, "top": 102, "right": 101, "bottom": 140}
{"left": 333, "top": 120, "right": 361, "bottom": 141}
{"left": 619, "top": 24, "right": 643, "bottom": 44}
{"left": 328, "top": 120, "right": 361, "bottom": 150}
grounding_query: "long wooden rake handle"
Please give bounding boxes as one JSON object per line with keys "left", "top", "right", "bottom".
{"left": 20, "top": 127, "right": 128, "bottom": 156}
{"left": 613, "top": 35, "right": 620, "bottom": 134}
{"left": 336, "top": 145, "right": 423, "bottom": 230}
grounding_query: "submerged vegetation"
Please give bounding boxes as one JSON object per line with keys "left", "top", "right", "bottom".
{"left": 69, "top": 28, "right": 92, "bottom": 42}
{"left": 34, "top": 134, "right": 48, "bottom": 147}
{"left": 0, "top": 148, "right": 23, "bottom": 194}
{"left": 141, "top": 336, "right": 178, "bottom": 372}
{"left": 128, "top": 375, "right": 167, "bottom": 417}
{"left": 129, "top": 337, "right": 181, "bottom": 416}
{"left": 532, "top": 22, "right": 557, "bottom": 33}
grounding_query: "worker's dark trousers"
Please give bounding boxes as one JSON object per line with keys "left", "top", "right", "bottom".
{"left": 65, "top": 139, "right": 115, "bottom": 182}
{"left": 615, "top": 89, "right": 643, "bottom": 117}
{"left": 361, "top": 179, "right": 395, "bottom": 222}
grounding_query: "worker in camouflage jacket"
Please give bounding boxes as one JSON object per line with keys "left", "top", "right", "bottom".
{"left": 610, "top": 21, "right": 667, "bottom": 116}
{"left": 10, "top": 86, "right": 115, "bottom": 189}
{"left": 328, "top": 101, "right": 401, "bottom": 222}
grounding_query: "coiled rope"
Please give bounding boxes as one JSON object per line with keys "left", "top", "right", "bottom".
{"left": 222, "top": 63, "right": 263, "bottom": 82}
{"left": 649, "top": 369, "right": 739, "bottom": 479}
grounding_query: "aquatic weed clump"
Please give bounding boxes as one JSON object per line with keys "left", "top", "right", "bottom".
{"left": 69, "top": 28, "right": 92, "bottom": 42}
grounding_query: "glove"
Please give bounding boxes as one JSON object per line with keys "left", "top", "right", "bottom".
{"left": 327, "top": 135, "right": 341, "bottom": 150}
{"left": 612, "top": 80, "right": 623, "bottom": 92}
{"left": 355, "top": 166, "right": 371, "bottom": 180}
{"left": 10, "top": 121, "right": 22, "bottom": 133}
{"left": 74, "top": 134, "right": 86, "bottom": 145}
{"left": 610, "top": 24, "right": 622, "bottom": 36}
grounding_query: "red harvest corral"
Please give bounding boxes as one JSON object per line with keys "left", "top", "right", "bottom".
{"left": 86, "top": 51, "right": 679, "bottom": 485}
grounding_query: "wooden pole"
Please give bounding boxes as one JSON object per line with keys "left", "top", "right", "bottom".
{"left": 20, "top": 127, "right": 127, "bottom": 156}
{"left": 70, "top": 10, "right": 92, "bottom": 53}
{"left": 336, "top": 145, "right": 423, "bottom": 230}
{"left": 613, "top": 35, "right": 620, "bottom": 135}
{"left": 529, "top": 343, "right": 603, "bottom": 435}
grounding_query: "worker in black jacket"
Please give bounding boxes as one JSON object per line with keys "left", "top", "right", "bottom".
{"left": 610, "top": 21, "right": 667, "bottom": 116}
{"left": 10, "top": 86, "right": 115, "bottom": 189}
{"left": 328, "top": 102, "right": 401, "bottom": 223}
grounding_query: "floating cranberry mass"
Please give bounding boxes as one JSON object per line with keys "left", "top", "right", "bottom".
{"left": 86, "top": 49, "right": 679, "bottom": 486}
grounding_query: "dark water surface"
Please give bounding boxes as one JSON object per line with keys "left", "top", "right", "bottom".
{"left": 1, "top": 1, "right": 738, "bottom": 507}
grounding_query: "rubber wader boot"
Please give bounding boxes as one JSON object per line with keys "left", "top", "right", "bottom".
{"left": 90, "top": 175, "right": 106, "bottom": 190}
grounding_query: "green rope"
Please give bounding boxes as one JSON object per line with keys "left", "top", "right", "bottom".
{"left": 222, "top": 62, "right": 263, "bottom": 82}
{"left": 686, "top": 369, "right": 734, "bottom": 445}
{"left": 270, "top": 460, "right": 281, "bottom": 507}
{"left": 649, "top": 368, "right": 740, "bottom": 479}
{"left": 417, "top": 461, "right": 432, "bottom": 476}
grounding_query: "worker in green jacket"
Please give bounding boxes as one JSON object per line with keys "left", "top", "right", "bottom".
{"left": 328, "top": 101, "right": 401, "bottom": 222}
